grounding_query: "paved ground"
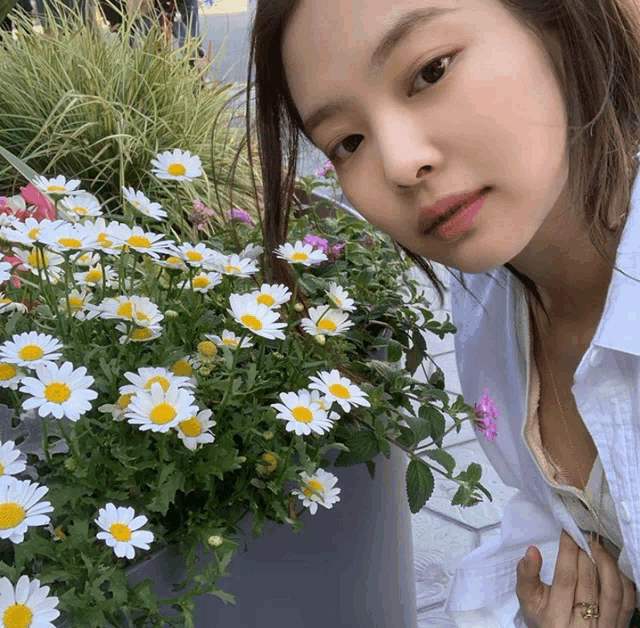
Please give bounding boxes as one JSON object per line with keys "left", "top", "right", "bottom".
{"left": 197, "top": 3, "right": 518, "bottom": 625}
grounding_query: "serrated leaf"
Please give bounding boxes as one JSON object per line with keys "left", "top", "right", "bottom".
{"left": 405, "top": 458, "right": 434, "bottom": 514}
{"left": 466, "top": 462, "right": 482, "bottom": 483}
{"left": 333, "top": 428, "right": 380, "bottom": 467}
{"left": 404, "top": 342, "right": 424, "bottom": 376}
{"left": 421, "top": 448, "right": 455, "bottom": 475}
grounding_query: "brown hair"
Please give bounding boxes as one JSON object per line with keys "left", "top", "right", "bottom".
{"left": 238, "top": 0, "right": 640, "bottom": 327}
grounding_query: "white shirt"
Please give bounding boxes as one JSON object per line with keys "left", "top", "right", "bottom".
{"left": 442, "top": 170, "right": 640, "bottom": 627}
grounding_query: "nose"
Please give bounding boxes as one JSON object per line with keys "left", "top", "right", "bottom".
{"left": 375, "top": 108, "right": 439, "bottom": 187}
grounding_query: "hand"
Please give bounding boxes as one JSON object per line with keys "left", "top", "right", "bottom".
{"left": 516, "top": 530, "right": 637, "bottom": 627}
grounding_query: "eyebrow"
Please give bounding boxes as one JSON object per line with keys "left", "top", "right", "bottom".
{"left": 302, "top": 6, "right": 459, "bottom": 144}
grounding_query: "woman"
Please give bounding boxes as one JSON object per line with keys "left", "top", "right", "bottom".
{"left": 241, "top": 0, "right": 640, "bottom": 626}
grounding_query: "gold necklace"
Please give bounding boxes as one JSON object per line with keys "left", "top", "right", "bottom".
{"left": 531, "top": 299, "right": 606, "bottom": 621}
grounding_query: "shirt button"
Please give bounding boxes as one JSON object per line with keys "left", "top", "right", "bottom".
{"left": 589, "top": 349, "right": 603, "bottom": 368}
{"left": 620, "top": 501, "right": 632, "bottom": 524}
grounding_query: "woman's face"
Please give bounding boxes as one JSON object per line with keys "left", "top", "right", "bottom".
{"left": 282, "top": 0, "right": 572, "bottom": 274}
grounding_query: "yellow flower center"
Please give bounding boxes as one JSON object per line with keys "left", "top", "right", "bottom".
{"left": 197, "top": 341, "right": 217, "bottom": 356}
{"left": 257, "top": 294, "right": 275, "bottom": 307}
{"left": 241, "top": 314, "right": 262, "bottom": 331}
{"left": 117, "top": 302, "right": 133, "bottom": 318}
{"left": 167, "top": 256, "right": 182, "bottom": 265}
{"left": 223, "top": 338, "right": 237, "bottom": 346}
{"left": 333, "top": 296, "right": 343, "bottom": 307}
{"left": 291, "top": 252, "right": 308, "bottom": 261}
{"left": 28, "top": 227, "right": 40, "bottom": 239}
{"left": 45, "top": 382, "right": 71, "bottom": 403}
{"left": 145, "top": 375, "right": 170, "bottom": 392}
{"left": 150, "top": 402, "right": 177, "bottom": 425}
{"left": 178, "top": 416, "right": 202, "bottom": 437}
{"left": 109, "top": 522, "right": 131, "bottom": 541}
{"left": 171, "top": 359, "right": 193, "bottom": 376}
{"left": 329, "top": 383, "right": 350, "bottom": 399}
{"left": 3, "top": 603, "right": 33, "bottom": 628}
{"left": 47, "top": 185, "right": 66, "bottom": 193}
{"left": 317, "top": 319, "right": 337, "bottom": 332}
{"left": 85, "top": 268, "right": 102, "bottom": 282}
{"left": 168, "top": 163, "right": 187, "bottom": 177}
{"left": 69, "top": 295, "right": 83, "bottom": 310}
{"left": 27, "top": 249, "right": 48, "bottom": 269}
{"left": 97, "top": 233, "right": 112, "bottom": 247}
{"left": 0, "top": 363, "right": 17, "bottom": 380}
{"left": 134, "top": 311, "right": 150, "bottom": 322}
{"left": 127, "top": 235, "right": 151, "bottom": 249}
{"left": 73, "top": 206, "right": 88, "bottom": 215}
{"left": 131, "top": 328, "right": 153, "bottom": 340}
{"left": 58, "top": 237, "right": 83, "bottom": 248}
{"left": 262, "top": 453, "right": 277, "bottom": 471}
{"left": 292, "top": 406, "right": 313, "bottom": 423}
{"left": 0, "top": 298, "right": 10, "bottom": 304}
{"left": 18, "top": 344, "right": 44, "bottom": 361}
{"left": 117, "top": 393, "right": 133, "bottom": 408}
{"left": 302, "top": 479, "right": 324, "bottom": 499}
{"left": 0, "top": 463, "right": 3, "bottom": 474}
{"left": 186, "top": 251, "right": 203, "bottom": 262}
{"left": 225, "top": 265, "right": 241, "bottom": 274}
{"left": 0, "top": 501, "right": 25, "bottom": 530}
{"left": 192, "top": 276, "right": 209, "bottom": 289}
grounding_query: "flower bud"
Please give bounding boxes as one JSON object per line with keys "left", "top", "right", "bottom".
{"left": 294, "top": 302, "right": 304, "bottom": 312}
{"left": 164, "top": 309, "right": 179, "bottom": 319}
{"left": 207, "top": 535, "right": 224, "bottom": 547}
{"left": 236, "top": 456, "right": 247, "bottom": 463}
{"left": 197, "top": 340, "right": 218, "bottom": 357}
{"left": 64, "top": 457, "right": 77, "bottom": 471}
{"left": 263, "top": 430, "right": 274, "bottom": 440}
{"left": 314, "top": 334, "right": 326, "bottom": 345}
{"left": 198, "top": 366, "right": 212, "bottom": 376}
{"left": 250, "top": 478, "right": 266, "bottom": 489}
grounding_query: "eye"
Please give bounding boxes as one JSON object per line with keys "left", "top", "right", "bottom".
{"left": 326, "top": 51, "right": 459, "bottom": 165}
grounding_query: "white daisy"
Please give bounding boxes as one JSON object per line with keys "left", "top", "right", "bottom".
{"left": 37, "top": 221, "right": 99, "bottom": 253}
{"left": 208, "top": 253, "right": 259, "bottom": 278}
{"left": 80, "top": 217, "right": 124, "bottom": 255}
{"left": 0, "top": 217, "right": 62, "bottom": 247}
{"left": 172, "top": 242, "right": 223, "bottom": 268}
{"left": 0, "top": 361, "right": 25, "bottom": 390}
{"left": 151, "top": 149, "right": 203, "bottom": 182}
{"left": 94, "top": 502, "right": 155, "bottom": 560}
{"left": 178, "top": 271, "right": 222, "bottom": 293}
{"left": 98, "top": 392, "right": 134, "bottom": 422}
{"left": 20, "top": 361, "right": 97, "bottom": 422}
{"left": 0, "top": 298, "right": 27, "bottom": 315}
{"left": 32, "top": 174, "right": 83, "bottom": 198}
{"left": 174, "top": 408, "right": 216, "bottom": 451}
{"left": 58, "top": 288, "right": 99, "bottom": 320}
{"left": 0, "top": 475, "right": 53, "bottom": 543}
{"left": 274, "top": 241, "right": 328, "bottom": 266}
{"left": 228, "top": 293, "right": 286, "bottom": 340}
{"left": 73, "top": 264, "right": 118, "bottom": 289}
{"left": 122, "top": 187, "right": 167, "bottom": 220}
{"left": 124, "top": 382, "right": 198, "bottom": 433}
{"left": 309, "top": 389, "right": 341, "bottom": 422}
{"left": 0, "top": 440, "right": 27, "bottom": 477}
{"left": 73, "top": 251, "right": 100, "bottom": 267}
{"left": 205, "top": 330, "right": 254, "bottom": 351}
{"left": 59, "top": 193, "right": 103, "bottom": 221}
{"left": 169, "top": 356, "right": 198, "bottom": 383}
{"left": 120, "top": 366, "right": 195, "bottom": 395}
{"left": 249, "top": 284, "right": 291, "bottom": 309}
{"left": 0, "top": 261, "right": 12, "bottom": 283}
{"left": 110, "top": 225, "right": 174, "bottom": 259}
{"left": 326, "top": 282, "right": 356, "bottom": 312}
{"left": 95, "top": 295, "right": 163, "bottom": 328}
{"left": 11, "top": 246, "right": 65, "bottom": 283}
{"left": 290, "top": 468, "right": 341, "bottom": 515}
{"left": 308, "top": 369, "right": 371, "bottom": 413}
{"left": 115, "top": 323, "right": 162, "bottom": 343}
{"left": 299, "top": 306, "right": 354, "bottom": 336}
{"left": 271, "top": 389, "right": 335, "bottom": 436}
{"left": 0, "top": 575, "right": 60, "bottom": 625}
{"left": 0, "top": 332, "right": 64, "bottom": 369}
{"left": 155, "top": 254, "right": 188, "bottom": 271}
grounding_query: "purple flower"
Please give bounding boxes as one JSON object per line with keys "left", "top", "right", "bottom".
{"left": 473, "top": 388, "right": 499, "bottom": 441}
{"left": 327, "top": 242, "right": 345, "bottom": 262}
{"left": 303, "top": 233, "right": 329, "bottom": 254}
{"left": 315, "top": 159, "right": 335, "bottom": 179}
{"left": 228, "top": 208, "right": 254, "bottom": 226}
{"left": 189, "top": 199, "right": 216, "bottom": 225}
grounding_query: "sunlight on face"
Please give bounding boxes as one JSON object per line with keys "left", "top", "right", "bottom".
{"left": 282, "top": 0, "right": 572, "bottom": 275}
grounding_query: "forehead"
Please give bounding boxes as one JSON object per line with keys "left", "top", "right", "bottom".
{"left": 282, "top": 0, "right": 468, "bottom": 118}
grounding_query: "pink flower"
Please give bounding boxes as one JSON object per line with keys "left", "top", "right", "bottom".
{"left": 190, "top": 199, "right": 216, "bottom": 225}
{"left": 302, "top": 234, "right": 329, "bottom": 254}
{"left": 327, "top": 242, "right": 345, "bottom": 262}
{"left": 20, "top": 184, "right": 56, "bottom": 221}
{"left": 473, "top": 388, "right": 499, "bottom": 441}
{"left": 228, "top": 208, "right": 254, "bottom": 226}
{"left": 315, "top": 159, "right": 335, "bottom": 178}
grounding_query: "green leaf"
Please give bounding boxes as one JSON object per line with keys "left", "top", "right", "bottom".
{"left": 466, "top": 462, "right": 482, "bottom": 483}
{"left": 333, "top": 427, "right": 380, "bottom": 467}
{"left": 0, "top": 144, "right": 40, "bottom": 183}
{"left": 404, "top": 342, "right": 424, "bottom": 376}
{"left": 365, "top": 459, "right": 375, "bottom": 481}
{"left": 386, "top": 339, "right": 403, "bottom": 363}
{"left": 405, "top": 458, "right": 434, "bottom": 514}
{"left": 421, "top": 448, "right": 456, "bottom": 476}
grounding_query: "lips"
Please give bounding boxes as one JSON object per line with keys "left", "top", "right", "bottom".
{"left": 419, "top": 187, "right": 491, "bottom": 234}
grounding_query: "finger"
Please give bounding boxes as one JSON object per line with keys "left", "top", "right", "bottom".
{"left": 546, "top": 531, "right": 580, "bottom": 623}
{"left": 589, "top": 538, "right": 624, "bottom": 627}
{"left": 516, "top": 545, "right": 546, "bottom": 621}
{"left": 573, "top": 540, "right": 599, "bottom": 622}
